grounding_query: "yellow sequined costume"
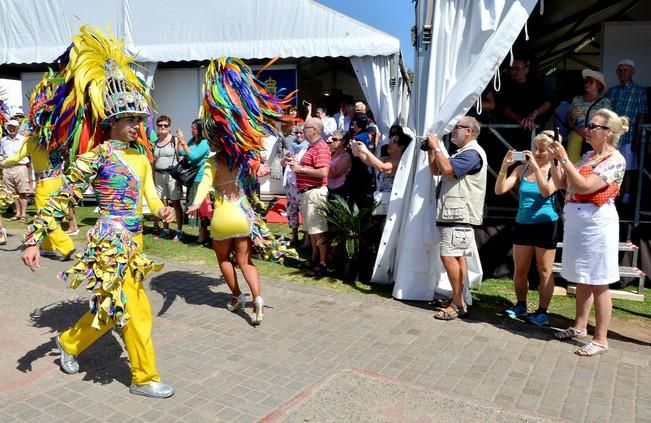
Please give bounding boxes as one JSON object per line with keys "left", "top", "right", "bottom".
{"left": 25, "top": 141, "right": 165, "bottom": 384}
{"left": 2, "top": 137, "right": 74, "bottom": 255}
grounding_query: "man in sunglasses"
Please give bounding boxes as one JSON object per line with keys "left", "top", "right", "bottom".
{"left": 424, "top": 116, "right": 487, "bottom": 321}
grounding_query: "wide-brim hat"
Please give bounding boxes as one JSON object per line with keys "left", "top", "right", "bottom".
{"left": 581, "top": 69, "right": 607, "bottom": 92}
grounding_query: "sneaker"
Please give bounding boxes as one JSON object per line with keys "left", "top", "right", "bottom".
{"left": 504, "top": 304, "right": 528, "bottom": 319}
{"left": 160, "top": 229, "right": 171, "bottom": 239}
{"left": 527, "top": 310, "right": 550, "bottom": 326}
{"left": 0, "top": 228, "right": 6, "bottom": 245}
{"left": 172, "top": 231, "right": 183, "bottom": 242}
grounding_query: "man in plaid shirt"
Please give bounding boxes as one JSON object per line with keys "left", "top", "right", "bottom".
{"left": 606, "top": 59, "right": 648, "bottom": 204}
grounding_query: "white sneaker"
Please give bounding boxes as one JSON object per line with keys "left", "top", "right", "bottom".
{"left": 0, "top": 228, "right": 6, "bottom": 245}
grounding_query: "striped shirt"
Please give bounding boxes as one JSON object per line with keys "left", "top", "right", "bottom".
{"left": 296, "top": 139, "right": 330, "bottom": 190}
{"left": 606, "top": 81, "right": 648, "bottom": 146}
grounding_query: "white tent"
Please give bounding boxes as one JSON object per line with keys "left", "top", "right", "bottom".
{"left": 373, "top": 0, "right": 538, "bottom": 302}
{"left": 0, "top": 0, "right": 409, "bottom": 142}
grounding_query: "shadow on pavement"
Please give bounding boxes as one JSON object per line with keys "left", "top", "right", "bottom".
{"left": 16, "top": 299, "right": 130, "bottom": 387}
{"left": 149, "top": 270, "right": 232, "bottom": 316}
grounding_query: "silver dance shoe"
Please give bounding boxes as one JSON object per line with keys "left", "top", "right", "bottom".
{"left": 55, "top": 336, "right": 79, "bottom": 374}
{"left": 129, "top": 381, "right": 175, "bottom": 398}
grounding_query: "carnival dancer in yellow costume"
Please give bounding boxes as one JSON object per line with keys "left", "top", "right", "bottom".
{"left": 21, "top": 26, "right": 176, "bottom": 398}
{"left": 188, "top": 57, "right": 296, "bottom": 325}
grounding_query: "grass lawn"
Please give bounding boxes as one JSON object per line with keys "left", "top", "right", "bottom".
{"left": 4, "top": 204, "right": 650, "bottom": 330}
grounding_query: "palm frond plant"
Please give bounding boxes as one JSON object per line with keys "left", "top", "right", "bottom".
{"left": 318, "top": 195, "right": 379, "bottom": 281}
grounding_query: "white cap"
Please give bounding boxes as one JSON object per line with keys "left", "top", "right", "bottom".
{"left": 6, "top": 119, "right": 19, "bottom": 127}
{"left": 617, "top": 59, "right": 636, "bottom": 68}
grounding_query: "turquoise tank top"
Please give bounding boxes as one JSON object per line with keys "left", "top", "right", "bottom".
{"left": 515, "top": 170, "right": 559, "bottom": 224}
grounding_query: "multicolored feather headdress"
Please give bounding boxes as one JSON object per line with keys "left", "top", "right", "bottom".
{"left": 38, "top": 25, "right": 153, "bottom": 163}
{"left": 200, "top": 57, "right": 294, "bottom": 169}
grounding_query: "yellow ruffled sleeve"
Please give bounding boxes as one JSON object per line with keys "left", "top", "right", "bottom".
{"left": 24, "top": 148, "right": 100, "bottom": 246}
{"left": 192, "top": 158, "right": 215, "bottom": 206}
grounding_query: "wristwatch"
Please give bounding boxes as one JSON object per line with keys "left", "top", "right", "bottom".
{"left": 560, "top": 158, "right": 568, "bottom": 165}
{"left": 433, "top": 148, "right": 441, "bottom": 154}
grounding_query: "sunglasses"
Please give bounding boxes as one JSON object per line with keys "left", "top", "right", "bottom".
{"left": 587, "top": 123, "right": 610, "bottom": 131}
{"left": 454, "top": 124, "right": 470, "bottom": 130}
{"left": 331, "top": 137, "right": 342, "bottom": 141}
{"left": 293, "top": 131, "right": 304, "bottom": 135}
{"left": 157, "top": 123, "right": 170, "bottom": 128}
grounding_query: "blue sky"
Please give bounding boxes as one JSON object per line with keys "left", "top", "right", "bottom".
{"left": 316, "top": 0, "right": 415, "bottom": 69}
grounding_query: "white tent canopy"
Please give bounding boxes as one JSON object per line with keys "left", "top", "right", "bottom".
{"left": 0, "top": 0, "right": 400, "bottom": 63}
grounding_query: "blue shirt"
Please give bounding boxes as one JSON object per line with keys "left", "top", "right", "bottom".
{"left": 516, "top": 178, "right": 559, "bottom": 224}
{"left": 450, "top": 150, "right": 482, "bottom": 178}
{"left": 606, "top": 81, "right": 648, "bottom": 146}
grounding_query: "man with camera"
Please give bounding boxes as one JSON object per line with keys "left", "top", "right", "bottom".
{"left": 424, "top": 116, "right": 487, "bottom": 320}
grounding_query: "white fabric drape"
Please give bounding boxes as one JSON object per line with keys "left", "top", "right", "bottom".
{"left": 350, "top": 55, "right": 397, "bottom": 138}
{"left": 372, "top": 0, "right": 538, "bottom": 302}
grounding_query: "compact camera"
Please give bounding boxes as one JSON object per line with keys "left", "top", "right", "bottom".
{"left": 511, "top": 151, "right": 526, "bottom": 161}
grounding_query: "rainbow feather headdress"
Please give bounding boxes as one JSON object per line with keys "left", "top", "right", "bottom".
{"left": 200, "top": 57, "right": 294, "bottom": 169}
{"left": 38, "top": 25, "right": 153, "bottom": 163}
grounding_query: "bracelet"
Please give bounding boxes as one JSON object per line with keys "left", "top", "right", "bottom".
{"left": 498, "top": 171, "right": 507, "bottom": 177}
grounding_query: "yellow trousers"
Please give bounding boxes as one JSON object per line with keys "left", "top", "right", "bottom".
{"left": 35, "top": 178, "right": 75, "bottom": 255}
{"left": 59, "top": 234, "right": 160, "bottom": 385}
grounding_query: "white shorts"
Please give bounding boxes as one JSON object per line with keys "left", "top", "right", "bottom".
{"left": 154, "top": 170, "right": 182, "bottom": 201}
{"left": 301, "top": 186, "right": 328, "bottom": 235}
{"left": 438, "top": 226, "right": 474, "bottom": 257}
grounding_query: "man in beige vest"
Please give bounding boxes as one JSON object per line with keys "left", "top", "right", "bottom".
{"left": 425, "top": 116, "right": 487, "bottom": 320}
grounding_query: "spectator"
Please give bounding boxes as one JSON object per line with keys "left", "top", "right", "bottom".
{"left": 332, "top": 102, "right": 354, "bottom": 131}
{"left": 315, "top": 106, "right": 337, "bottom": 139}
{"left": 326, "top": 130, "right": 352, "bottom": 199}
{"left": 280, "top": 124, "right": 308, "bottom": 246}
{"left": 152, "top": 115, "right": 184, "bottom": 241}
{"left": 287, "top": 105, "right": 304, "bottom": 128}
{"left": 351, "top": 124, "right": 412, "bottom": 216}
{"left": 289, "top": 117, "right": 330, "bottom": 276}
{"left": 605, "top": 59, "right": 648, "bottom": 205}
{"left": 350, "top": 112, "right": 371, "bottom": 147}
{"left": 425, "top": 116, "right": 487, "bottom": 320}
{"left": 499, "top": 58, "right": 552, "bottom": 149}
{"left": 176, "top": 119, "right": 211, "bottom": 244}
{"left": 549, "top": 108, "right": 627, "bottom": 356}
{"left": 0, "top": 119, "right": 29, "bottom": 221}
{"left": 566, "top": 69, "right": 611, "bottom": 163}
{"left": 494, "top": 131, "right": 561, "bottom": 326}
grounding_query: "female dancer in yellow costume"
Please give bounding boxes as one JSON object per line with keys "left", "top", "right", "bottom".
{"left": 188, "top": 151, "right": 264, "bottom": 324}
{"left": 1, "top": 137, "right": 75, "bottom": 256}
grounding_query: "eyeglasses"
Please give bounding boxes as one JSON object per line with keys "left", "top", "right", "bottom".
{"left": 331, "top": 137, "right": 342, "bottom": 141}
{"left": 303, "top": 126, "right": 315, "bottom": 130}
{"left": 293, "top": 131, "right": 304, "bottom": 135}
{"left": 454, "top": 125, "right": 470, "bottom": 130}
{"left": 157, "top": 123, "right": 169, "bottom": 128}
{"left": 587, "top": 123, "right": 610, "bottom": 131}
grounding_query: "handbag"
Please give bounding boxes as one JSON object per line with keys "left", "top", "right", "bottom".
{"left": 167, "top": 159, "right": 200, "bottom": 186}
{"left": 574, "top": 165, "right": 619, "bottom": 207}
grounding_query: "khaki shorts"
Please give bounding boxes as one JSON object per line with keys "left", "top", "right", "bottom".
{"left": 154, "top": 170, "right": 182, "bottom": 201}
{"left": 301, "top": 186, "right": 328, "bottom": 235}
{"left": 439, "top": 225, "right": 474, "bottom": 257}
{"left": 3, "top": 165, "right": 31, "bottom": 195}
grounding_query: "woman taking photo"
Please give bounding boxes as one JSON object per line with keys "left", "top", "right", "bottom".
{"left": 176, "top": 119, "right": 211, "bottom": 244}
{"left": 549, "top": 108, "right": 627, "bottom": 356}
{"left": 494, "top": 131, "right": 560, "bottom": 326}
{"left": 326, "top": 130, "right": 352, "bottom": 199}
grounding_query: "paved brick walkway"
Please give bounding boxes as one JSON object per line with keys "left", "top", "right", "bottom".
{"left": 0, "top": 233, "right": 649, "bottom": 422}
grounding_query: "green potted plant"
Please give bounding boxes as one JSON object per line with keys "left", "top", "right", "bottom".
{"left": 318, "top": 195, "right": 379, "bottom": 282}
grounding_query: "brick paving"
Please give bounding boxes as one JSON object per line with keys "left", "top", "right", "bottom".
{"left": 0, "top": 232, "right": 649, "bottom": 422}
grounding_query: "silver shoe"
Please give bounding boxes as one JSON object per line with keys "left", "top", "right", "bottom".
{"left": 129, "top": 381, "right": 175, "bottom": 398}
{"left": 55, "top": 336, "right": 79, "bottom": 374}
{"left": 251, "top": 296, "right": 264, "bottom": 325}
{"left": 226, "top": 293, "right": 246, "bottom": 312}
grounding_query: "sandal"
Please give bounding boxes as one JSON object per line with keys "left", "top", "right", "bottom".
{"left": 434, "top": 303, "right": 461, "bottom": 320}
{"left": 9, "top": 216, "right": 19, "bottom": 221}
{"left": 301, "top": 260, "right": 315, "bottom": 270}
{"left": 575, "top": 341, "right": 608, "bottom": 357}
{"left": 554, "top": 327, "right": 588, "bottom": 340}
{"left": 307, "top": 264, "right": 327, "bottom": 277}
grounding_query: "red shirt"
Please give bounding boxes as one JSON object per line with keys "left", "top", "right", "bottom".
{"left": 296, "top": 139, "right": 330, "bottom": 190}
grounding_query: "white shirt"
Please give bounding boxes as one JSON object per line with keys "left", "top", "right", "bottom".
{"left": 332, "top": 112, "right": 351, "bottom": 131}
{"left": 0, "top": 133, "right": 28, "bottom": 164}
